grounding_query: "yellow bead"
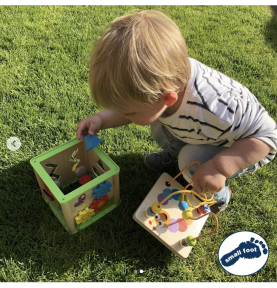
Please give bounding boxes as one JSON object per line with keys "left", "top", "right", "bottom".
{"left": 151, "top": 202, "right": 162, "bottom": 213}
{"left": 182, "top": 208, "right": 193, "bottom": 220}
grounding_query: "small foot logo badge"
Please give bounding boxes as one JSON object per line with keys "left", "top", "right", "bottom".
{"left": 218, "top": 231, "right": 269, "bottom": 276}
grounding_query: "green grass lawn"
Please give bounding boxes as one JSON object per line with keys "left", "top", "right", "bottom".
{"left": 0, "top": 5, "right": 277, "bottom": 282}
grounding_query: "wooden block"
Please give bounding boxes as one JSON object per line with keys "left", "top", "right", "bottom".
{"left": 133, "top": 172, "right": 209, "bottom": 259}
{"left": 84, "top": 134, "right": 102, "bottom": 151}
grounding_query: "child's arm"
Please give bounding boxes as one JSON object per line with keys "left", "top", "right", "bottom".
{"left": 192, "top": 137, "right": 272, "bottom": 194}
{"left": 76, "top": 109, "right": 131, "bottom": 142}
{"left": 94, "top": 109, "right": 132, "bottom": 130}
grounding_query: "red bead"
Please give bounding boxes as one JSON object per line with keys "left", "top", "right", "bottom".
{"left": 197, "top": 205, "right": 205, "bottom": 214}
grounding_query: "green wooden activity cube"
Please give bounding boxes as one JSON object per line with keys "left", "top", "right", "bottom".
{"left": 30, "top": 138, "right": 120, "bottom": 233}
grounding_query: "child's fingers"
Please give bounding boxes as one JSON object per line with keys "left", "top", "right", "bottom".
{"left": 88, "top": 129, "right": 94, "bottom": 135}
{"left": 76, "top": 118, "right": 100, "bottom": 141}
{"left": 192, "top": 182, "right": 202, "bottom": 194}
{"left": 88, "top": 122, "right": 99, "bottom": 135}
{"left": 76, "top": 122, "right": 88, "bottom": 142}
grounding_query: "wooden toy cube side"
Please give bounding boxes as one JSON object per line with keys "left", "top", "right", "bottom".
{"left": 31, "top": 139, "right": 120, "bottom": 233}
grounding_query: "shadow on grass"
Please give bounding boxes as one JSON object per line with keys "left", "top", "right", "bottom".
{"left": 263, "top": 10, "right": 277, "bottom": 52}
{"left": 0, "top": 152, "right": 188, "bottom": 281}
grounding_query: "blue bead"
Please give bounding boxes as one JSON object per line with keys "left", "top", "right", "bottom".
{"left": 178, "top": 201, "right": 189, "bottom": 211}
{"left": 147, "top": 207, "right": 156, "bottom": 217}
{"left": 202, "top": 204, "right": 211, "bottom": 213}
{"left": 182, "top": 239, "right": 188, "bottom": 247}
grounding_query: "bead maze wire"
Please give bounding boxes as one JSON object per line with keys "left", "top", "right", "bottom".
{"left": 189, "top": 212, "right": 218, "bottom": 241}
{"left": 154, "top": 160, "right": 219, "bottom": 242}
{"left": 161, "top": 160, "right": 217, "bottom": 209}
{"left": 167, "top": 160, "right": 216, "bottom": 206}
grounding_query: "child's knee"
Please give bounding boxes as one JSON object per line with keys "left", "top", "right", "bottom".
{"left": 178, "top": 144, "right": 229, "bottom": 182}
{"left": 150, "top": 120, "right": 163, "bottom": 141}
{"left": 178, "top": 145, "right": 201, "bottom": 183}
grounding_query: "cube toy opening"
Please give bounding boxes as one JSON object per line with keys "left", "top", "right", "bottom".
{"left": 30, "top": 138, "right": 120, "bottom": 233}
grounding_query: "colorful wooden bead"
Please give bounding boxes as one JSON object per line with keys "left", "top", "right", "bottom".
{"left": 180, "top": 236, "right": 197, "bottom": 247}
{"left": 197, "top": 204, "right": 211, "bottom": 214}
{"left": 180, "top": 238, "right": 188, "bottom": 247}
{"left": 151, "top": 202, "right": 162, "bottom": 213}
{"left": 186, "top": 236, "right": 197, "bottom": 247}
{"left": 182, "top": 208, "right": 193, "bottom": 220}
{"left": 145, "top": 206, "right": 156, "bottom": 218}
{"left": 178, "top": 201, "right": 189, "bottom": 211}
{"left": 178, "top": 194, "right": 187, "bottom": 202}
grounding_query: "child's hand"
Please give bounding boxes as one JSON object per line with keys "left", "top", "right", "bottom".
{"left": 191, "top": 159, "right": 227, "bottom": 194}
{"left": 76, "top": 115, "right": 102, "bottom": 142}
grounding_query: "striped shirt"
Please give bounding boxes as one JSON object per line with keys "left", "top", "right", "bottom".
{"left": 159, "top": 58, "right": 277, "bottom": 168}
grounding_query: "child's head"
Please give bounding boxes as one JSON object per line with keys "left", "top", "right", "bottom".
{"left": 89, "top": 9, "right": 190, "bottom": 113}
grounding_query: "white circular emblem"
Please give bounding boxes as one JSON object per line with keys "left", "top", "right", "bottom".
{"left": 218, "top": 231, "right": 269, "bottom": 276}
{"left": 7, "top": 137, "right": 21, "bottom": 151}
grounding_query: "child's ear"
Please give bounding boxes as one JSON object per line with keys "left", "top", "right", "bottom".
{"left": 163, "top": 91, "right": 178, "bottom": 107}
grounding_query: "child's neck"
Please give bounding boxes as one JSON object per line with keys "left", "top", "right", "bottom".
{"left": 164, "top": 87, "right": 186, "bottom": 117}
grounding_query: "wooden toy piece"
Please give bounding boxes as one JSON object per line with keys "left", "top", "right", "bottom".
{"left": 180, "top": 236, "right": 197, "bottom": 247}
{"left": 145, "top": 206, "right": 156, "bottom": 218}
{"left": 79, "top": 174, "right": 92, "bottom": 185}
{"left": 30, "top": 138, "right": 120, "bottom": 233}
{"left": 75, "top": 207, "right": 95, "bottom": 225}
{"left": 197, "top": 204, "right": 211, "bottom": 215}
{"left": 84, "top": 134, "right": 102, "bottom": 152}
{"left": 179, "top": 212, "right": 218, "bottom": 249}
{"left": 90, "top": 195, "right": 109, "bottom": 211}
{"left": 178, "top": 193, "right": 187, "bottom": 202}
{"left": 182, "top": 208, "right": 193, "bottom": 220}
{"left": 92, "top": 180, "right": 112, "bottom": 199}
{"left": 151, "top": 202, "right": 162, "bottom": 213}
{"left": 178, "top": 201, "right": 189, "bottom": 211}
{"left": 133, "top": 172, "right": 210, "bottom": 259}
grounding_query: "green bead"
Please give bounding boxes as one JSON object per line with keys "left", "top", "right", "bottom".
{"left": 178, "top": 194, "right": 187, "bottom": 202}
{"left": 186, "top": 236, "right": 197, "bottom": 247}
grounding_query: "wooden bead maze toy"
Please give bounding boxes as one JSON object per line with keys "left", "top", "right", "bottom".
{"left": 133, "top": 161, "right": 219, "bottom": 258}
{"left": 30, "top": 135, "right": 120, "bottom": 233}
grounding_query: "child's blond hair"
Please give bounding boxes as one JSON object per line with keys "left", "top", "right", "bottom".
{"left": 89, "top": 9, "right": 191, "bottom": 111}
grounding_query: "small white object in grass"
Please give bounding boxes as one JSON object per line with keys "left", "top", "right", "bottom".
{"left": 140, "top": 270, "right": 144, "bottom": 273}
{"left": 7, "top": 137, "right": 21, "bottom": 151}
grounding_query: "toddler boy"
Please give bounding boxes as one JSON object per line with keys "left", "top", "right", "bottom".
{"left": 76, "top": 10, "right": 277, "bottom": 213}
